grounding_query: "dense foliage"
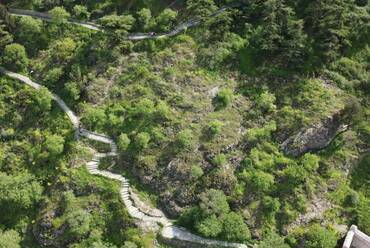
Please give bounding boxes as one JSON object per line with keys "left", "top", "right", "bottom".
{"left": 0, "top": 0, "right": 369, "bottom": 247}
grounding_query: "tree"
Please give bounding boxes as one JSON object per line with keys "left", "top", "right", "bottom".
{"left": 248, "top": 0, "right": 307, "bottom": 68}
{"left": 81, "top": 106, "right": 106, "bottom": 131}
{"left": 135, "top": 132, "right": 150, "bottom": 150}
{"left": 1, "top": 43, "right": 28, "bottom": 72}
{"left": 221, "top": 212, "right": 251, "bottom": 242}
{"left": 65, "top": 209, "right": 92, "bottom": 238}
{"left": 31, "top": 87, "right": 53, "bottom": 113}
{"left": 72, "top": 5, "right": 90, "bottom": 20}
{"left": 99, "top": 14, "right": 135, "bottom": 41}
{"left": 259, "top": 231, "right": 289, "bottom": 248}
{"left": 118, "top": 133, "right": 131, "bottom": 151}
{"left": 0, "top": 172, "right": 43, "bottom": 221}
{"left": 196, "top": 214, "right": 222, "bottom": 237}
{"left": 15, "top": 16, "right": 43, "bottom": 54}
{"left": 0, "top": 229, "right": 21, "bottom": 248}
{"left": 0, "top": 21, "right": 13, "bottom": 52}
{"left": 199, "top": 189, "right": 229, "bottom": 216}
{"left": 136, "top": 8, "right": 152, "bottom": 31}
{"left": 49, "top": 6, "right": 70, "bottom": 24}
{"left": 50, "top": 38, "right": 76, "bottom": 64}
{"left": 44, "top": 133, "right": 64, "bottom": 158}
{"left": 304, "top": 224, "right": 338, "bottom": 248}
{"left": 131, "top": 98, "right": 154, "bottom": 117}
{"left": 245, "top": 170, "right": 275, "bottom": 193}
{"left": 187, "top": 0, "right": 217, "bottom": 21}
{"left": 304, "top": 0, "right": 357, "bottom": 62}
{"left": 44, "top": 67, "right": 64, "bottom": 87}
{"left": 0, "top": 5, "right": 14, "bottom": 51}
{"left": 155, "top": 9, "right": 177, "bottom": 32}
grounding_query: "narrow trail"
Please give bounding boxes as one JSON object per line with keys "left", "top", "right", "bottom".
{"left": 2, "top": 4, "right": 250, "bottom": 247}
{"left": 1, "top": 65, "right": 249, "bottom": 247}
{"left": 8, "top": 5, "right": 235, "bottom": 40}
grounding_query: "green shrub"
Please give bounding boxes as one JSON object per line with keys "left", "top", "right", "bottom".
{"left": 208, "top": 120, "right": 224, "bottom": 136}
{"left": 191, "top": 164, "right": 204, "bottom": 179}
{"left": 300, "top": 153, "right": 320, "bottom": 172}
{"left": 72, "top": 5, "right": 90, "bottom": 20}
{"left": 2, "top": 43, "right": 28, "bottom": 72}
{"left": 215, "top": 89, "right": 234, "bottom": 109}
{"left": 196, "top": 214, "right": 222, "bottom": 238}
{"left": 135, "top": 132, "right": 150, "bottom": 150}
{"left": 303, "top": 224, "right": 338, "bottom": 248}
{"left": 49, "top": 6, "right": 70, "bottom": 24}
{"left": 246, "top": 121, "right": 276, "bottom": 143}
{"left": 118, "top": 133, "right": 131, "bottom": 151}
{"left": 259, "top": 232, "right": 289, "bottom": 248}
{"left": 255, "top": 91, "right": 276, "bottom": 113}
{"left": 357, "top": 197, "right": 370, "bottom": 233}
{"left": 221, "top": 212, "right": 251, "bottom": 242}
{"left": 177, "top": 129, "right": 194, "bottom": 149}
{"left": 199, "top": 189, "right": 230, "bottom": 216}
{"left": 213, "top": 154, "right": 227, "bottom": 166}
{"left": 0, "top": 229, "right": 21, "bottom": 248}
{"left": 244, "top": 170, "right": 274, "bottom": 193}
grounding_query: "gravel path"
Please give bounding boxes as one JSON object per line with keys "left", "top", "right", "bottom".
{"left": 1, "top": 66, "right": 249, "bottom": 247}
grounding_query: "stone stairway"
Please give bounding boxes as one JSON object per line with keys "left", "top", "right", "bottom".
{"left": 1, "top": 40, "right": 250, "bottom": 248}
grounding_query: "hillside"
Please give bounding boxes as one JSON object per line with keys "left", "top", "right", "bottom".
{"left": 0, "top": 1, "right": 369, "bottom": 248}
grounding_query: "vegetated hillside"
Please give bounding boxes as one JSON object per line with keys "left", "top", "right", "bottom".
{"left": 0, "top": 0, "right": 369, "bottom": 247}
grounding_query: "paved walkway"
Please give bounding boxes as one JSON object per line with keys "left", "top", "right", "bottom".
{"left": 1, "top": 67, "right": 248, "bottom": 247}
{"left": 8, "top": 5, "right": 234, "bottom": 40}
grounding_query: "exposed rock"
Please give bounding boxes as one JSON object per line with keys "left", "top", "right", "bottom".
{"left": 33, "top": 210, "right": 66, "bottom": 247}
{"left": 281, "top": 112, "right": 348, "bottom": 157}
{"left": 159, "top": 192, "right": 184, "bottom": 218}
{"left": 208, "top": 86, "right": 219, "bottom": 97}
{"left": 285, "top": 194, "right": 333, "bottom": 234}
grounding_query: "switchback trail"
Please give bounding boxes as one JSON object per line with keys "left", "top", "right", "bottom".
{"left": 8, "top": 5, "right": 236, "bottom": 40}
{"left": 0, "top": 66, "right": 249, "bottom": 248}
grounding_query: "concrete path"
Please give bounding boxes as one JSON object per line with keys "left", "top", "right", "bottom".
{"left": 8, "top": 5, "right": 234, "bottom": 40}
{"left": 1, "top": 67, "right": 249, "bottom": 247}
{"left": 9, "top": 8, "right": 101, "bottom": 31}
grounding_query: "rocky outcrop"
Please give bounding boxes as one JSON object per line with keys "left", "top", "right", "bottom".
{"left": 281, "top": 112, "right": 348, "bottom": 157}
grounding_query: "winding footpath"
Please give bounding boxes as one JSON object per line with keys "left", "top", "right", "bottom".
{"left": 8, "top": 5, "right": 234, "bottom": 40}
{"left": 1, "top": 70, "right": 248, "bottom": 248}
{"left": 2, "top": 5, "right": 250, "bottom": 247}
{"left": 0, "top": 68, "right": 249, "bottom": 247}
